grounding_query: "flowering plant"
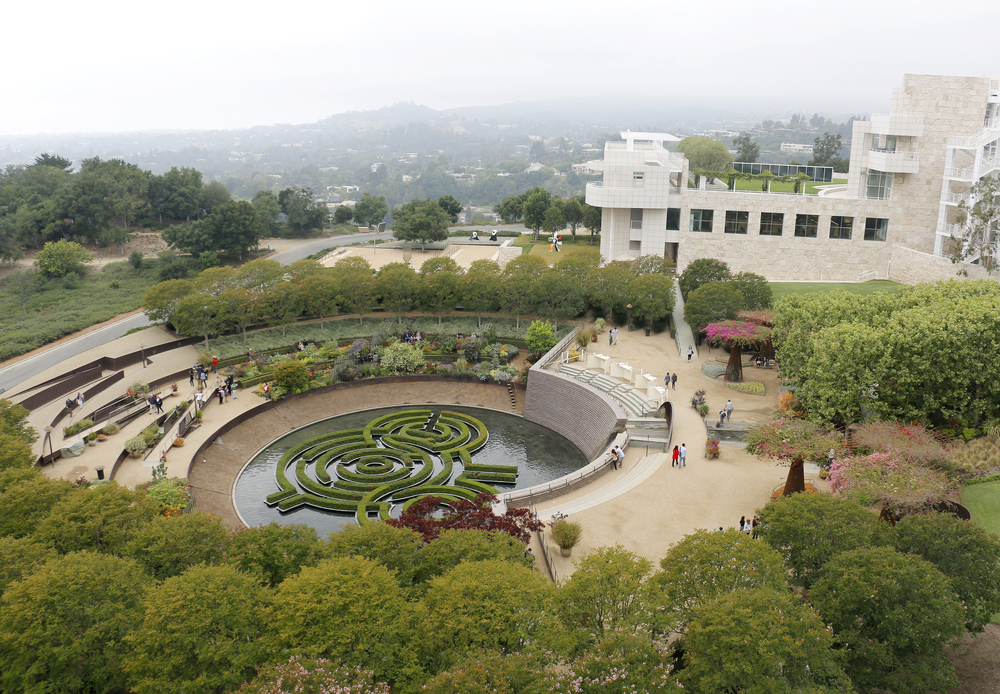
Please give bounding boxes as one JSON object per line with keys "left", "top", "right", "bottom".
{"left": 705, "top": 434, "right": 720, "bottom": 456}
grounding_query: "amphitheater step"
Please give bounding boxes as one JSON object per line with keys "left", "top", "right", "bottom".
{"left": 545, "top": 452, "right": 667, "bottom": 517}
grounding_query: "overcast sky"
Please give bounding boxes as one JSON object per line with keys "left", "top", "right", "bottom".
{"left": 3, "top": 0, "right": 998, "bottom": 136}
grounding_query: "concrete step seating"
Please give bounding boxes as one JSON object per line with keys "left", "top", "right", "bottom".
{"left": 559, "top": 363, "right": 597, "bottom": 383}
{"left": 588, "top": 373, "right": 622, "bottom": 393}
{"left": 609, "top": 386, "right": 657, "bottom": 417}
{"left": 546, "top": 452, "right": 667, "bottom": 517}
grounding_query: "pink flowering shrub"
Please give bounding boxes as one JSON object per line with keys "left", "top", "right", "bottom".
{"left": 829, "top": 451, "right": 957, "bottom": 512}
{"left": 238, "top": 656, "right": 390, "bottom": 694}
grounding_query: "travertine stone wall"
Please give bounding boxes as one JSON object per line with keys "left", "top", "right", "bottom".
{"left": 678, "top": 191, "right": 894, "bottom": 280}
{"left": 888, "top": 244, "right": 996, "bottom": 284}
{"left": 523, "top": 330, "right": 626, "bottom": 460}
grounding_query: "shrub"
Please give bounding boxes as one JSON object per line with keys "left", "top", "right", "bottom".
{"left": 64, "top": 419, "right": 94, "bottom": 437}
{"left": 550, "top": 519, "right": 583, "bottom": 550}
{"left": 101, "top": 423, "right": 119, "bottom": 435}
{"left": 273, "top": 360, "right": 309, "bottom": 392}
{"left": 128, "top": 251, "right": 144, "bottom": 271}
{"left": 525, "top": 320, "right": 557, "bottom": 354}
{"left": 35, "top": 239, "right": 93, "bottom": 278}
{"left": 125, "top": 436, "right": 148, "bottom": 455}
{"left": 376, "top": 342, "right": 426, "bottom": 375}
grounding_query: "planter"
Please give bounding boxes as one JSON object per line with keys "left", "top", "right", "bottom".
{"left": 173, "top": 438, "right": 185, "bottom": 448}
{"left": 130, "top": 451, "right": 143, "bottom": 459}
{"left": 96, "top": 434, "right": 107, "bottom": 442}
{"left": 559, "top": 546, "right": 573, "bottom": 557}
{"left": 705, "top": 451, "right": 720, "bottom": 459}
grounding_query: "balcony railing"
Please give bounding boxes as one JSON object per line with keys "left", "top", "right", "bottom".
{"left": 867, "top": 149, "right": 919, "bottom": 173}
{"left": 937, "top": 222, "right": 963, "bottom": 236}
{"left": 942, "top": 192, "right": 969, "bottom": 205}
{"left": 944, "top": 166, "right": 973, "bottom": 179}
{"left": 948, "top": 123, "right": 1000, "bottom": 149}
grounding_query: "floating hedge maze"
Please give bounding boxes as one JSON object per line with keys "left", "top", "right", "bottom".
{"left": 264, "top": 410, "right": 519, "bottom": 524}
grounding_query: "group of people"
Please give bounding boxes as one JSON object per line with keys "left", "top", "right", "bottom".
{"left": 739, "top": 515, "right": 761, "bottom": 538}
{"left": 189, "top": 364, "right": 212, "bottom": 390}
{"left": 402, "top": 330, "right": 423, "bottom": 343}
{"left": 716, "top": 399, "right": 734, "bottom": 427}
{"left": 664, "top": 372, "right": 678, "bottom": 389}
{"left": 609, "top": 444, "right": 626, "bottom": 471}
{"left": 670, "top": 443, "right": 687, "bottom": 467}
{"left": 607, "top": 328, "right": 619, "bottom": 345}
{"left": 147, "top": 393, "right": 164, "bottom": 415}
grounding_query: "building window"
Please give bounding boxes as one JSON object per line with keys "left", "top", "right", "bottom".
{"left": 830, "top": 216, "right": 853, "bottom": 239}
{"left": 630, "top": 208, "right": 643, "bottom": 230}
{"left": 794, "top": 214, "right": 819, "bottom": 238}
{"left": 725, "top": 210, "right": 749, "bottom": 234}
{"left": 690, "top": 209, "right": 713, "bottom": 232}
{"left": 864, "top": 218, "right": 888, "bottom": 241}
{"left": 632, "top": 171, "right": 644, "bottom": 187}
{"left": 866, "top": 170, "right": 893, "bottom": 200}
{"left": 666, "top": 208, "right": 681, "bottom": 231}
{"left": 760, "top": 212, "right": 784, "bottom": 236}
{"left": 629, "top": 240, "right": 641, "bottom": 251}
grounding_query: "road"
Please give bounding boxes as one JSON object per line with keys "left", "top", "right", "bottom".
{"left": 0, "top": 231, "right": 395, "bottom": 394}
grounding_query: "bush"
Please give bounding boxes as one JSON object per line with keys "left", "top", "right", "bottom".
{"left": 63, "top": 419, "right": 94, "bottom": 437}
{"left": 273, "top": 360, "right": 309, "bottom": 392}
{"left": 377, "top": 342, "right": 426, "bottom": 374}
{"left": 128, "top": 251, "right": 144, "bottom": 271}
{"left": 525, "top": 320, "right": 557, "bottom": 354}
{"left": 550, "top": 519, "right": 583, "bottom": 550}
{"left": 101, "top": 423, "right": 120, "bottom": 436}
{"left": 125, "top": 436, "right": 148, "bottom": 455}
{"left": 725, "top": 380, "right": 765, "bottom": 395}
{"left": 35, "top": 239, "right": 92, "bottom": 278}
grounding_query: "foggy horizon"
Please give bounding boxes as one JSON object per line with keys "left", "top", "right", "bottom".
{"left": 3, "top": 0, "right": 999, "bottom": 138}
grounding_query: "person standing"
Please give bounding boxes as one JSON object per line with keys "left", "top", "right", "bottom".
{"left": 616, "top": 445, "right": 625, "bottom": 471}
{"left": 671, "top": 445, "right": 680, "bottom": 467}
{"left": 826, "top": 448, "right": 835, "bottom": 467}
{"left": 679, "top": 443, "right": 687, "bottom": 467}
{"left": 609, "top": 329, "right": 613, "bottom": 346}
{"left": 155, "top": 395, "right": 163, "bottom": 414}
{"left": 216, "top": 387, "right": 224, "bottom": 405}
{"left": 752, "top": 515, "right": 761, "bottom": 539}
{"left": 194, "top": 392, "right": 204, "bottom": 411}
{"left": 189, "top": 368, "right": 195, "bottom": 387}
{"left": 212, "top": 356, "right": 219, "bottom": 374}
{"left": 739, "top": 516, "right": 747, "bottom": 532}
{"left": 76, "top": 392, "right": 85, "bottom": 408}
{"left": 664, "top": 373, "right": 671, "bottom": 389}
{"left": 671, "top": 373, "right": 678, "bottom": 389}
{"left": 725, "top": 399, "right": 734, "bottom": 421}
{"left": 612, "top": 327, "right": 618, "bottom": 345}
{"left": 231, "top": 382, "right": 238, "bottom": 400}
{"left": 610, "top": 446, "right": 619, "bottom": 470}
{"left": 687, "top": 345, "right": 694, "bottom": 362}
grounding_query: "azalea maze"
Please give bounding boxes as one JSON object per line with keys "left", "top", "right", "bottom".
{"left": 265, "top": 410, "right": 518, "bottom": 524}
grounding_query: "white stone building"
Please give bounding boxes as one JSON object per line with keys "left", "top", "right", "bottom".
{"left": 586, "top": 74, "right": 1000, "bottom": 283}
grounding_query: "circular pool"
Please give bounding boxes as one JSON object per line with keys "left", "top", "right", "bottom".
{"left": 233, "top": 405, "right": 590, "bottom": 535}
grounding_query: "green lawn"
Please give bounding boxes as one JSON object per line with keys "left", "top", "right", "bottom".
{"left": 769, "top": 280, "right": 905, "bottom": 302}
{"left": 516, "top": 234, "right": 601, "bottom": 256}
{"left": 732, "top": 177, "right": 847, "bottom": 195}
{"left": 961, "top": 480, "right": 1000, "bottom": 536}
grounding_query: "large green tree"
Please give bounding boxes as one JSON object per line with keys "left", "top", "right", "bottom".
{"left": 499, "top": 255, "right": 545, "bottom": 329}
{"left": 677, "top": 136, "right": 734, "bottom": 172}
{"left": 270, "top": 557, "right": 417, "bottom": 684}
{"left": 951, "top": 171, "right": 1000, "bottom": 272}
{"left": 521, "top": 187, "right": 552, "bottom": 241}
{"left": 626, "top": 272, "right": 675, "bottom": 329}
{"left": 393, "top": 197, "right": 451, "bottom": 250}
{"left": 733, "top": 132, "right": 760, "bottom": 163}
{"left": 172, "top": 292, "right": 233, "bottom": 349}
{"left": 224, "top": 522, "right": 321, "bottom": 587}
{"left": 678, "top": 257, "right": 730, "bottom": 298}
{"left": 437, "top": 194, "right": 462, "bottom": 223}
{"left": 0, "top": 551, "right": 147, "bottom": 694}
{"left": 123, "top": 564, "right": 275, "bottom": 694}
{"left": 653, "top": 529, "right": 788, "bottom": 633}
{"left": 325, "top": 522, "right": 423, "bottom": 587}
{"left": 893, "top": 513, "right": 1000, "bottom": 633}
{"left": 757, "top": 492, "right": 891, "bottom": 588}
{"left": 683, "top": 281, "right": 744, "bottom": 333}
{"left": 34, "top": 238, "right": 92, "bottom": 277}
{"left": 0, "top": 468, "right": 74, "bottom": 539}
{"left": 418, "top": 559, "right": 560, "bottom": 673}
{"left": 334, "top": 256, "right": 377, "bottom": 325}
{"left": 376, "top": 262, "right": 421, "bottom": 322}
{"left": 419, "top": 260, "right": 460, "bottom": 323}
{"left": 557, "top": 545, "right": 654, "bottom": 646}
{"left": 352, "top": 193, "right": 388, "bottom": 228}
{"left": 811, "top": 546, "right": 965, "bottom": 694}
{"left": 125, "top": 511, "right": 231, "bottom": 580}
{"left": 201, "top": 200, "right": 261, "bottom": 259}
{"left": 682, "top": 588, "right": 851, "bottom": 693}
{"left": 278, "top": 187, "right": 327, "bottom": 235}
{"left": 251, "top": 190, "right": 281, "bottom": 236}
{"left": 809, "top": 132, "right": 843, "bottom": 166}
{"left": 458, "top": 259, "right": 501, "bottom": 326}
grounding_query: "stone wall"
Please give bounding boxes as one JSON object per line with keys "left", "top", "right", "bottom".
{"left": 888, "top": 244, "right": 998, "bottom": 285}
{"left": 677, "top": 190, "right": 894, "bottom": 281}
{"left": 523, "top": 329, "right": 626, "bottom": 460}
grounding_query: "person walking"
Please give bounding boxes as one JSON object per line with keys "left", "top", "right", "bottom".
{"left": 155, "top": 395, "right": 164, "bottom": 414}
{"left": 679, "top": 443, "right": 687, "bottom": 467}
{"left": 612, "top": 327, "right": 619, "bottom": 345}
{"left": 687, "top": 345, "right": 694, "bottom": 362}
{"left": 148, "top": 394, "right": 157, "bottom": 415}
{"left": 616, "top": 445, "right": 625, "bottom": 471}
{"left": 194, "top": 391, "right": 204, "bottom": 411}
{"left": 609, "top": 329, "right": 613, "bottom": 346}
{"left": 664, "top": 373, "right": 671, "bottom": 389}
{"left": 671, "top": 373, "right": 678, "bottom": 389}
{"left": 216, "top": 387, "right": 224, "bottom": 405}
{"left": 671, "top": 445, "right": 680, "bottom": 467}
{"left": 189, "top": 369, "right": 195, "bottom": 387}
{"left": 76, "top": 392, "right": 85, "bottom": 408}
{"left": 725, "top": 399, "right": 734, "bottom": 421}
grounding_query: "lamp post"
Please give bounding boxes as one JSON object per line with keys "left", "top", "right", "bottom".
{"left": 626, "top": 304, "right": 633, "bottom": 332}
{"left": 140, "top": 343, "right": 146, "bottom": 368}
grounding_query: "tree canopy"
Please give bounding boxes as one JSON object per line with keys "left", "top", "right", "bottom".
{"left": 393, "top": 197, "right": 451, "bottom": 249}
{"left": 676, "top": 136, "right": 734, "bottom": 172}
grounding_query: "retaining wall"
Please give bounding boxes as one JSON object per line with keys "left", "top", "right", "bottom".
{"left": 523, "top": 328, "right": 627, "bottom": 461}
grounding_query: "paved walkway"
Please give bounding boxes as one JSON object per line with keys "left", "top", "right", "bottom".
{"left": 671, "top": 277, "right": 698, "bottom": 359}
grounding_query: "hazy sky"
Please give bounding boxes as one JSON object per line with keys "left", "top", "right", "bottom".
{"left": 3, "top": 0, "right": 998, "bottom": 136}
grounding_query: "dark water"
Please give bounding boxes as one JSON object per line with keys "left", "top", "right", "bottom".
{"left": 233, "top": 405, "right": 589, "bottom": 535}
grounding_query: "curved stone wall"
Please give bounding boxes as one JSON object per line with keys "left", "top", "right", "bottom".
{"left": 523, "top": 329, "right": 627, "bottom": 461}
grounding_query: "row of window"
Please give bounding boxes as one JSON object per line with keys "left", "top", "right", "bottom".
{"left": 687, "top": 210, "right": 888, "bottom": 241}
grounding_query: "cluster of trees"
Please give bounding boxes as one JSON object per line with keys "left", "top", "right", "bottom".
{"left": 0, "top": 155, "right": 234, "bottom": 261}
{"left": 0, "top": 401, "right": 36, "bottom": 472}
{"left": 773, "top": 279, "right": 1000, "bottom": 428}
{"left": 494, "top": 189, "right": 601, "bottom": 242}
{"left": 1, "top": 467, "right": 994, "bottom": 693}
{"left": 390, "top": 195, "right": 463, "bottom": 250}
{"left": 679, "top": 258, "right": 772, "bottom": 333}
{"left": 143, "top": 250, "right": 676, "bottom": 348}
